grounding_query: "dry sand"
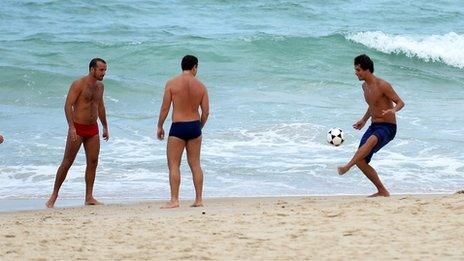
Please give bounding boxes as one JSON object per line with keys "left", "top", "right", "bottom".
{"left": 1, "top": 194, "right": 463, "bottom": 260}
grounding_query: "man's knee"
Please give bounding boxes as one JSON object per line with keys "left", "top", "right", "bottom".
{"left": 86, "top": 158, "right": 98, "bottom": 168}
{"left": 356, "top": 159, "right": 368, "bottom": 169}
{"left": 167, "top": 159, "right": 181, "bottom": 170}
{"left": 366, "top": 135, "right": 378, "bottom": 148}
{"left": 187, "top": 158, "right": 201, "bottom": 169}
{"left": 61, "top": 157, "right": 75, "bottom": 169}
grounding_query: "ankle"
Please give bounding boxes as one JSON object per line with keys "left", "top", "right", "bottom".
{"left": 378, "top": 189, "right": 390, "bottom": 195}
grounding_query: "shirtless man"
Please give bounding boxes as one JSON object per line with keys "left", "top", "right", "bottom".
{"left": 338, "top": 54, "right": 405, "bottom": 197}
{"left": 0, "top": 134, "right": 3, "bottom": 144}
{"left": 46, "top": 58, "right": 109, "bottom": 208}
{"left": 156, "top": 55, "right": 209, "bottom": 208}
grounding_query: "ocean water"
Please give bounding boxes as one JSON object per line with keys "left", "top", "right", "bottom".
{"left": 0, "top": 0, "right": 463, "bottom": 202}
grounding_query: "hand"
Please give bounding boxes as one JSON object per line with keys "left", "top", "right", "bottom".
{"left": 102, "top": 127, "right": 109, "bottom": 141}
{"left": 157, "top": 127, "right": 165, "bottom": 140}
{"left": 0, "top": 135, "right": 3, "bottom": 144}
{"left": 382, "top": 108, "right": 396, "bottom": 115}
{"left": 69, "top": 127, "right": 77, "bottom": 142}
{"left": 352, "top": 119, "right": 366, "bottom": 130}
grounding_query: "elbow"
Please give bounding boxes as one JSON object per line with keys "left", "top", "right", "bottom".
{"left": 160, "top": 106, "right": 169, "bottom": 114}
{"left": 64, "top": 104, "right": 71, "bottom": 113}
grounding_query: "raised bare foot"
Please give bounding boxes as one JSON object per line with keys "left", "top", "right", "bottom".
{"left": 45, "top": 196, "right": 57, "bottom": 208}
{"left": 190, "top": 201, "right": 204, "bottom": 207}
{"left": 337, "top": 165, "right": 350, "bottom": 175}
{"left": 368, "top": 191, "right": 390, "bottom": 197}
{"left": 160, "top": 201, "right": 179, "bottom": 209}
{"left": 85, "top": 198, "right": 103, "bottom": 205}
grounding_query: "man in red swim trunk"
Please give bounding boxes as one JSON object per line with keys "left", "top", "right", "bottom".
{"left": 46, "top": 58, "right": 109, "bottom": 208}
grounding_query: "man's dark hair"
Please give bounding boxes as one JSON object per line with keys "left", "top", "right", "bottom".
{"left": 89, "top": 58, "right": 107, "bottom": 71}
{"left": 354, "top": 54, "right": 374, "bottom": 73}
{"left": 181, "top": 55, "right": 198, "bottom": 71}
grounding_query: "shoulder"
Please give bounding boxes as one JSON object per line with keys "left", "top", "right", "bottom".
{"left": 376, "top": 77, "right": 392, "bottom": 90}
{"left": 71, "top": 78, "right": 84, "bottom": 91}
{"left": 192, "top": 77, "right": 206, "bottom": 90}
{"left": 165, "top": 76, "right": 178, "bottom": 88}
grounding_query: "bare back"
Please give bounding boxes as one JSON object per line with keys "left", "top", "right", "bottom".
{"left": 71, "top": 77, "right": 104, "bottom": 124}
{"left": 362, "top": 77, "right": 396, "bottom": 124}
{"left": 167, "top": 74, "right": 206, "bottom": 122}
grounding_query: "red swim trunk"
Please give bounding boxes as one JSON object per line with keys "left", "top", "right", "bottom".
{"left": 74, "top": 122, "right": 99, "bottom": 138}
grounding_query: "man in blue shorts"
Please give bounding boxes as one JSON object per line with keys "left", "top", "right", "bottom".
{"left": 338, "top": 54, "right": 405, "bottom": 197}
{"left": 156, "top": 55, "right": 210, "bottom": 208}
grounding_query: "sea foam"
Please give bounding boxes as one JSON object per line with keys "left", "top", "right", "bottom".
{"left": 346, "top": 31, "right": 464, "bottom": 68}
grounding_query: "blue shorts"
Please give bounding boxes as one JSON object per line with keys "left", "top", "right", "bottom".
{"left": 359, "top": 122, "right": 397, "bottom": 163}
{"left": 169, "top": 120, "right": 202, "bottom": 141}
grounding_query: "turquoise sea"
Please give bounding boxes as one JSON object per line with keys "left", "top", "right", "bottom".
{"left": 0, "top": 1, "right": 463, "bottom": 204}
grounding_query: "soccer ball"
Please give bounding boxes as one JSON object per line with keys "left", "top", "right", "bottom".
{"left": 327, "top": 128, "right": 345, "bottom": 146}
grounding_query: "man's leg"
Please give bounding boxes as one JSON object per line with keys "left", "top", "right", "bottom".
{"left": 46, "top": 133, "right": 83, "bottom": 208}
{"left": 356, "top": 159, "right": 390, "bottom": 197}
{"left": 338, "top": 135, "right": 378, "bottom": 175}
{"left": 161, "top": 136, "right": 186, "bottom": 209}
{"left": 186, "top": 136, "right": 204, "bottom": 207}
{"left": 83, "top": 134, "right": 102, "bottom": 205}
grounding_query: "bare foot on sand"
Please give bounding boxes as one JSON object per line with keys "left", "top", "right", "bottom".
{"left": 161, "top": 201, "right": 179, "bottom": 209}
{"left": 85, "top": 198, "right": 104, "bottom": 206}
{"left": 337, "top": 165, "right": 350, "bottom": 175}
{"left": 45, "top": 194, "right": 58, "bottom": 208}
{"left": 368, "top": 191, "right": 390, "bottom": 197}
{"left": 190, "top": 201, "right": 204, "bottom": 207}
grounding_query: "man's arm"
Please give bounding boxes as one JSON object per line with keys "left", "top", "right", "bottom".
{"left": 361, "top": 107, "right": 371, "bottom": 123}
{"left": 382, "top": 83, "right": 405, "bottom": 115}
{"left": 64, "top": 82, "right": 80, "bottom": 141}
{"left": 361, "top": 109, "right": 371, "bottom": 122}
{"left": 353, "top": 108, "right": 370, "bottom": 130}
{"left": 353, "top": 83, "right": 370, "bottom": 129}
{"left": 98, "top": 84, "right": 109, "bottom": 141}
{"left": 354, "top": 84, "right": 370, "bottom": 130}
{"left": 156, "top": 83, "right": 172, "bottom": 140}
{"left": 200, "top": 87, "right": 209, "bottom": 129}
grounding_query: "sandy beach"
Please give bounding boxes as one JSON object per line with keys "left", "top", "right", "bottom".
{"left": 0, "top": 194, "right": 463, "bottom": 260}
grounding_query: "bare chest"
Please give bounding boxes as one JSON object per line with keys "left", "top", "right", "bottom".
{"left": 79, "top": 85, "right": 101, "bottom": 104}
{"left": 363, "top": 87, "right": 385, "bottom": 106}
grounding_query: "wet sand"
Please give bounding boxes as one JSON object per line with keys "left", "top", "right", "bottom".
{"left": 1, "top": 194, "right": 463, "bottom": 260}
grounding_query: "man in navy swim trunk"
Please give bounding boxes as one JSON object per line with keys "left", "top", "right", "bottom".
{"left": 338, "top": 54, "right": 405, "bottom": 197}
{"left": 156, "top": 55, "right": 210, "bottom": 208}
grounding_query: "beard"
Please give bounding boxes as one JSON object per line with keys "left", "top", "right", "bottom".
{"left": 93, "top": 72, "right": 104, "bottom": 81}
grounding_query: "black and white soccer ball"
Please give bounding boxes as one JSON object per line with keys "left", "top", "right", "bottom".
{"left": 326, "top": 128, "right": 345, "bottom": 146}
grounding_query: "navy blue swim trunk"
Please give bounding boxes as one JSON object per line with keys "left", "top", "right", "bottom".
{"left": 359, "top": 122, "right": 397, "bottom": 163}
{"left": 169, "top": 120, "right": 202, "bottom": 141}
